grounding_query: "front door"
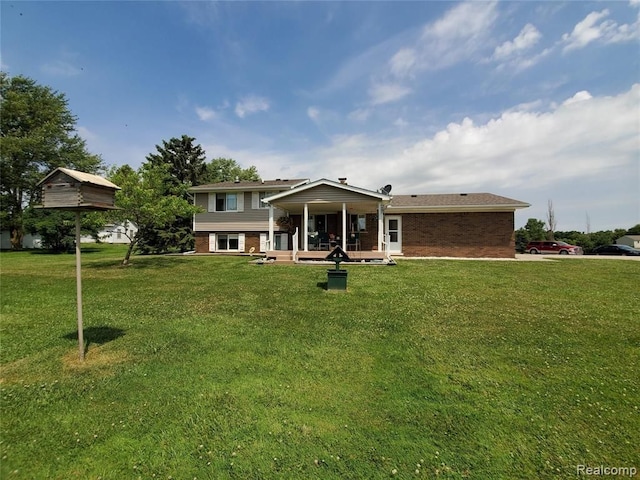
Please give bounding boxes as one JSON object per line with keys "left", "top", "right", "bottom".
{"left": 385, "top": 215, "right": 402, "bottom": 253}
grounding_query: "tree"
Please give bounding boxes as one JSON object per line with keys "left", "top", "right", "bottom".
{"left": 107, "top": 163, "right": 202, "bottom": 265}
{"left": 201, "top": 157, "right": 260, "bottom": 184}
{"left": 145, "top": 135, "right": 207, "bottom": 189}
{"left": 546, "top": 199, "right": 557, "bottom": 240}
{"left": 138, "top": 136, "right": 208, "bottom": 253}
{"left": 515, "top": 218, "right": 547, "bottom": 252}
{"left": 626, "top": 224, "right": 640, "bottom": 235}
{"left": 22, "top": 208, "right": 103, "bottom": 253}
{"left": 0, "top": 73, "right": 103, "bottom": 249}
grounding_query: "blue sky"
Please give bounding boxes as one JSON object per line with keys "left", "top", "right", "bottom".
{"left": 2, "top": 1, "right": 639, "bottom": 231}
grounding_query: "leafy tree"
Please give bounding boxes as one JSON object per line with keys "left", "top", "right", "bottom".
{"left": 0, "top": 73, "right": 103, "bottom": 249}
{"left": 107, "top": 163, "right": 202, "bottom": 265}
{"left": 626, "top": 224, "right": 640, "bottom": 235}
{"left": 22, "top": 208, "right": 103, "bottom": 253}
{"left": 201, "top": 157, "right": 260, "bottom": 184}
{"left": 515, "top": 218, "right": 547, "bottom": 252}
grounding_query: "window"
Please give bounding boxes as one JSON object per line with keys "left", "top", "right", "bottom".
{"left": 350, "top": 214, "right": 367, "bottom": 232}
{"left": 216, "top": 193, "right": 237, "bottom": 211}
{"left": 218, "top": 234, "right": 239, "bottom": 251}
{"left": 209, "top": 233, "right": 245, "bottom": 252}
{"left": 252, "top": 191, "right": 273, "bottom": 209}
{"left": 208, "top": 192, "right": 244, "bottom": 212}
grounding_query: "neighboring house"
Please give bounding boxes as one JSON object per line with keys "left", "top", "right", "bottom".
{"left": 93, "top": 221, "right": 138, "bottom": 244}
{"left": 0, "top": 231, "right": 42, "bottom": 249}
{"left": 1, "top": 221, "right": 137, "bottom": 249}
{"left": 616, "top": 235, "right": 640, "bottom": 249}
{"left": 190, "top": 177, "right": 530, "bottom": 259}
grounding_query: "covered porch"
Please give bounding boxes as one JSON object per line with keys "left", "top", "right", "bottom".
{"left": 262, "top": 179, "right": 392, "bottom": 259}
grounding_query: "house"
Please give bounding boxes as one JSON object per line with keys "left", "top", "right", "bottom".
{"left": 1, "top": 222, "right": 138, "bottom": 249}
{"left": 616, "top": 235, "right": 640, "bottom": 249}
{"left": 189, "top": 178, "right": 529, "bottom": 260}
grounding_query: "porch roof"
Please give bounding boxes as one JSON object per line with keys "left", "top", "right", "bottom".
{"left": 262, "top": 178, "right": 391, "bottom": 214}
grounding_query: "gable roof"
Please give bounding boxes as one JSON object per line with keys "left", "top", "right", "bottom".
{"left": 38, "top": 167, "right": 120, "bottom": 190}
{"left": 388, "top": 193, "right": 530, "bottom": 212}
{"left": 189, "top": 178, "right": 309, "bottom": 192}
{"left": 263, "top": 178, "right": 391, "bottom": 203}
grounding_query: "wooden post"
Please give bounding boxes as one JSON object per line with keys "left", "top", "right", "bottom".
{"left": 75, "top": 211, "right": 85, "bottom": 360}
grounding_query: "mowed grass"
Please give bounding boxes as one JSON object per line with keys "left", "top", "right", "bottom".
{"left": 0, "top": 246, "right": 638, "bottom": 479}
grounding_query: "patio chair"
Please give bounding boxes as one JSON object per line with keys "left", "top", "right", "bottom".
{"left": 308, "top": 234, "right": 319, "bottom": 250}
{"left": 347, "top": 232, "right": 360, "bottom": 251}
{"left": 318, "top": 232, "right": 331, "bottom": 250}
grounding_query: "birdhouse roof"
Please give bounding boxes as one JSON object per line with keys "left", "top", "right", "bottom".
{"left": 37, "top": 167, "right": 120, "bottom": 190}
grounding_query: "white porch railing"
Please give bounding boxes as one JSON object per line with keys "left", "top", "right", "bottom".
{"left": 292, "top": 228, "right": 299, "bottom": 262}
{"left": 382, "top": 233, "right": 392, "bottom": 260}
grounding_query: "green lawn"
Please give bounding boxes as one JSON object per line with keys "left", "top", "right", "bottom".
{"left": 1, "top": 246, "right": 638, "bottom": 479}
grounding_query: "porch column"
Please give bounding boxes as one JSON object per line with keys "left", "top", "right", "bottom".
{"left": 377, "top": 202, "right": 384, "bottom": 252}
{"left": 342, "top": 202, "right": 347, "bottom": 250}
{"left": 303, "top": 203, "right": 309, "bottom": 251}
{"left": 268, "top": 204, "right": 274, "bottom": 251}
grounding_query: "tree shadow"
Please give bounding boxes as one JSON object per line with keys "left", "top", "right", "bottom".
{"left": 63, "top": 326, "right": 125, "bottom": 351}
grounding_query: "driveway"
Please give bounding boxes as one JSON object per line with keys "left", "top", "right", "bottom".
{"left": 516, "top": 254, "right": 640, "bottom": 261}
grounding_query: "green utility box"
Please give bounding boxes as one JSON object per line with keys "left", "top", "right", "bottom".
{"left": 326, "top": 246, "right": 350, "bottom": 291}
{"left": 327, "top": 269, "right": 348, "bottom": 290}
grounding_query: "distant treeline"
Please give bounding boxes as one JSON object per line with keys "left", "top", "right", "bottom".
{"left": 515, "top": 219, "right": 639, "bottom": 253}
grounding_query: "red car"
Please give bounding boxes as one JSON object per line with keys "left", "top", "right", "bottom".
{"left": 526, "top": 241, "right": 583, "bottom": 255}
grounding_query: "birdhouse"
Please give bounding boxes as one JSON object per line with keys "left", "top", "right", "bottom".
{"left": 37, "top": 167, "right": 120, "bottom": 211}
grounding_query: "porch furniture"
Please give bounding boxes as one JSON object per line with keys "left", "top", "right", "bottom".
{"left": 308, "top": 233, "right": 319, "bottom": 250}
{"left": 318, "top": 232, "right": 331, "bottom": 250}
{"left": 347, "top": 232, "right": 360, "bottom": 251}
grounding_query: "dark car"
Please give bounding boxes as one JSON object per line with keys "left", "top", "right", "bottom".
{"left": 591, "top": 244, "right": 640, "bottom": 256}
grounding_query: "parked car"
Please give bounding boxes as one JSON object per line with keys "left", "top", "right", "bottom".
{"left": 526, "top": 241, "right": 583, "bottom": 255}
{"left": 591, "top": 244, "right": 640, "bottom": 256}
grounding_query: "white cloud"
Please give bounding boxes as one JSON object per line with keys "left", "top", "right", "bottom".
{"left": 41, "top": 60, "right": 82, "bottom": 77}
{"left": 493, "top": 24, "right": 542, "bottom": 60}
{"left": 348, "top": 108, "right": 371, "bottom": 122}
{"left": 394, "top": 117, "right": 408, "bottom": 127}
{"left": 398, "top": 85, "right": 639, "bottom": 192}
{"left": 235, "top": 95, "right": 270, "bottom": 118}
{"left": 75, "top": 126, "right": 98, "bottom": 142}
{"left": 389, "top": 48, "right": 417, "bottom": 78}
{"left": 368, "top": 83, "right": 412, "bottom": 105}
{"left": 562, "top": 90, "right": 593, "bottom": 106}
{"left": 562, "top": 9, "right": 639, "bottom": 52}
{"left": 307, "top": 106, "right": 320, "bottom": 121}
{"left": 195, "top": 106, "right": 216, "bottom": 121}
{"left": 280, "top": 84, "right": 639, "bottom": 199}
{"left": 418, "top": 0, "right": 499, "bottom": 68}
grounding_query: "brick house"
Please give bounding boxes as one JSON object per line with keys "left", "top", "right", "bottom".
{"left": 190, "top": 178, "right": 529, "bottom": 259}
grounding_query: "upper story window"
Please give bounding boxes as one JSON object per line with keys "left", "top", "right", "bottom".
{"left": 208, "top": 192, "right": 244, "bottom": 212}
{"left": 252, "top": 191, "right": 276, "bottom": 209}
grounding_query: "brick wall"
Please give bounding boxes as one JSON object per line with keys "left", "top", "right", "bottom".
{"left": 400, "top": 212, "right": 516, "bottom": 258}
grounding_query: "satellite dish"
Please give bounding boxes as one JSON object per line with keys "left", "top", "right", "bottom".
{"left": 380, "top": 184, "right": 392, "bottom": 195}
